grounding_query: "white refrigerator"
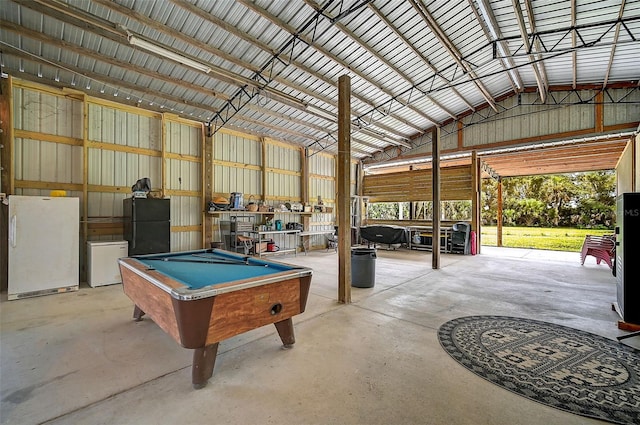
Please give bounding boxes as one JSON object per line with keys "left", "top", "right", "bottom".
{"left": 8, "top": 195, "right": 79, "bottom": 300}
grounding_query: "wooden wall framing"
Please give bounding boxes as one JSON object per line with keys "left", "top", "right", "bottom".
{"left": 2, "top": 78, "right": 205, "bottom": 286}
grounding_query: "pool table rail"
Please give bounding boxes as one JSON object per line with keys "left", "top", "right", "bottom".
{"left": 118, "top": 255, "right": 312, "bottom": 301}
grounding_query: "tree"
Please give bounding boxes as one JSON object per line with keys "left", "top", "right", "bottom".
{"left": 367, "top": 202, "right": 399, "bottom": 220}
{"left": 540, "top": 175, "right": 576, "bottom": 226}
{"left": 481, "top": 171, "right": 615, "bottom": 228}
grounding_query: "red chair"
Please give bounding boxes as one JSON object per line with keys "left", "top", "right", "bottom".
{"left": 580, "top": 235, "right": 615, "bottom": 269}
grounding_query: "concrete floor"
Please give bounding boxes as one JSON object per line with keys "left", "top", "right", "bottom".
{"left": 1, "top": 246, "right": 636, "bottom": 425}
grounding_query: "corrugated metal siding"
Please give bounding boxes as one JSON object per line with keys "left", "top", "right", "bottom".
{"left": 212, "top": 164, "right": 262, "bottom": 198}
{"left": 266, "top": 142, "right": 301, "bottom": 171}
{"left": 170, "top": 195, "right": 202, "bottom": 252}
{"left": 604, "top": 88, "right": 640, "bottom": 126}
{"left": 14, "top": 139, "right": 83, "bottom": 184}
{"left": 462, "top": 90, "right": 597, "bottom": 146}
{"left": 165, "top": 120, "right": 202, "bottom": 157}
{"left": 87, "top": 149, "right": 154, "bottom": 187}
{"left": 265, "top": 141, "right": 301, "bottom": 203}
{"left": 10, "top": 80, "right": 214, "bottom": 260}
{"left": 308, "top": 150, "right": 336, "bottom": 246}
{"left": 212, "top": 130, "right": 262, "bottom": 198}
{"left": 87, "top": 192, "right": 126, "bottom": 218}
{"left": 441, "top": 122, "right": 459, "bottom": 151}
{"left": 12, "top": 88, "right": 82, "bottom": 138}
{"left": 309, "top": 151, "right": 335, "bottom": 202}
{"left": 171, "top": 231, "right": 202, "bottom": 252}
{"left": 165, "top": 119, "right": 203, "bottom": 251}
{"left": 395, "top": 124, "right": 458, "bottom": 157}
{"left": 87, "top": 103, "right": 162, "bottom": 149}
{"left": 166, "top": 157, "right": 201, "bottom": 192}
{"left": 12, "top": 85, "right": 84, "bottom": 197}
{"left": 87, "top": 149, "right": 162, "bottom": 189}
{"left": 214, "top": 131, "right": 261, "bottom": 164}
{"left": 266, "top": 171, "right": 301, "bottom": 202}
{"left": 86, "top": 100, "right": 163, "bottom": 235}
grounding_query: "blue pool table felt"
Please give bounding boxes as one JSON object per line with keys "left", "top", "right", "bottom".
{"left": 135, "top": 251, "right": 294, "bottom": 289}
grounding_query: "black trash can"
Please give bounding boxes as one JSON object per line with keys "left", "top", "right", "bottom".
{"left": 351, "top": 247, "right": 376, "bottom": 288}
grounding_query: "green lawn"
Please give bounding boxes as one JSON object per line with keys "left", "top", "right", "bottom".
{"left": 480, "top": 226, "right": 614, "bottom": 252}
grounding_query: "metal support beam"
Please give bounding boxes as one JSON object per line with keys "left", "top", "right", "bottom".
{"left": 603, "top": 1, "right": 627, "bottom": 88}
{"left": 512, "top": 0, "right": 547, "bottom": 102}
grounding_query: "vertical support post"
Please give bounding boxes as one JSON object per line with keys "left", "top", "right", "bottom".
{"left": 82, "top": 94, "right": 89, "bottom": 281}
{"left": 161, "top": 114, "right": 167, "bottom": 197}
{"left": 634, "top": 133, "right": 639, "bottom": 193}
{"left": 338, "top": 75, "right": 351, "bottom": 304}
{"left": 301, "top": 148, "right": 310, "bottom": 239}
{"left": 497, "top": 178, "right": 503, "bottom": 247}
{"left": 301, "top": 147, "right": 308, "bottom": 206}
{"left": 161, "top": 114, "right": 169, "bottom": 249}
{"left": 595, "top": 90, "right": 604, "bottom": 133}
{"left": 432, "top": 126, "right": 441, "bottom": 269}
{"left": 0, "top": 76, "right": 14, "bottom": 292}
{"left": 355, "top": 161, "right": 363, "bottom": 243}
{"left": 261, "top": 138, "right": 267, "bottom": 205}
{"left": 471, "top": 151, "right": 481, "bottom": 254}
{"left": 203, "top": 125, "right": 213, "bottom": 248}
{"left": 0, "top": 75, "right": 13, "bottom": 195}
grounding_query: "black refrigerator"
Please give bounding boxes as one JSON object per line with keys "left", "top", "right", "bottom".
{"left": 123, "top": 197, "right": 171, "bottom": 255}
{"left": 615, "top": 192, "right": 640, "bottom": 324}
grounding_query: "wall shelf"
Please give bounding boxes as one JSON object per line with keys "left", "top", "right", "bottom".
{"left": 251, "top": 229, "right": 301, "bottom": 258}
{"left": 204, "top": 210, "right": 313, "bottom": 254}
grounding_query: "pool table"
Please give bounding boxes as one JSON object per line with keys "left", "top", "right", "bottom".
{"left": 118, "top": 249, "right": 312, "bottom": 389}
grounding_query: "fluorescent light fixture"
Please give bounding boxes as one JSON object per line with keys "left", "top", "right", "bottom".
{"left": 128, "top": 35, "right": 211, "bottom": 74}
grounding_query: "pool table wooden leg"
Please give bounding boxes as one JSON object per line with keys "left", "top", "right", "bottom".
{"left": 274, "top": 318, "right": 295, "bottom": 348}
{"left": 192, "top": 343, "right": 219, "bottom": 389}
{"left": 133, "top": 305, "right": 145, "bottom": 321}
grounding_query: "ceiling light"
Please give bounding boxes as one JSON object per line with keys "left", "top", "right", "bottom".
{"left": 128, "top": 35, "right": 212, "bottom": 74}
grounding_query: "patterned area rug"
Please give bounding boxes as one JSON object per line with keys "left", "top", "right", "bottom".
{"left": 438, "top": 316, "right": 640, "bottom": 425}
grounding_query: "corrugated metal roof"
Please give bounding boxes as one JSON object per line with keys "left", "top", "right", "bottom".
{"left": 1, "top": 0, "right": 638, "bottom": 161}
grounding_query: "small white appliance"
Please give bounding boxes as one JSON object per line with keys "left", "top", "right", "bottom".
{"left": 87, "top": 241, "right": 128, "bottom": 287}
